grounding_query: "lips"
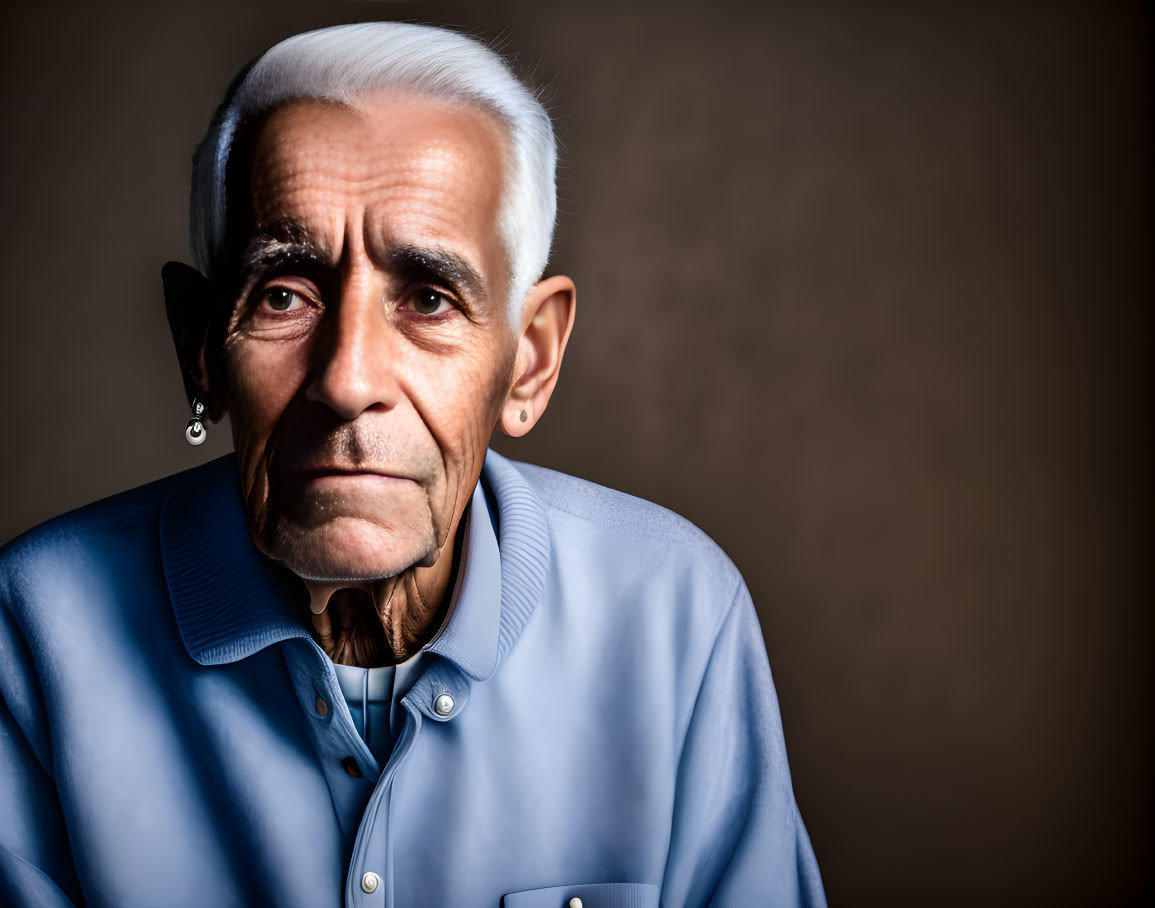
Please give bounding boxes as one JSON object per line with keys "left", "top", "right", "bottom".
{"left": 291, "top": 466, "right": 412, "bottom": 481}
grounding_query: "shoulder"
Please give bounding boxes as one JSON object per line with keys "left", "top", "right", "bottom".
{"left": 485, "top": 455, "right": 758, "bottom": 736}
{"left": 488, "top": 452, "right": 745, "bottom": 604}
{"left": 0, "top": 456, "right": 232, "bottom": 603}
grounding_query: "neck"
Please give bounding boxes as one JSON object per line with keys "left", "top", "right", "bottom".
{"left": 302, "top": 513, "right": 465, "bottom": 667}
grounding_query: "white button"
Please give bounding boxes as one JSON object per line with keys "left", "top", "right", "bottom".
{"left": 433, "top": 693, "right": 454, "bottom": 716}
{"left": 569, "top": 899, "right": 583, "bottom": 908}
{"left": 361, "top": 871, "right": 379, "bottom": 893}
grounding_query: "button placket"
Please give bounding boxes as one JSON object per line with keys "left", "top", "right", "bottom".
{"left": 299, "top": 642, "right": 383, "bottom": 784}
{"left": 283, "top": 639, "right": 385, "bottom": 851}
{"left": 344, "top": 702, "right": 422, "bottom": 907}
{"left": 320, "top": 678, "right": 378, "bottom": 783}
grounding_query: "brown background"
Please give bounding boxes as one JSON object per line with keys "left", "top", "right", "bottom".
{"left": 0, "top": 0, "right": 1150, "bottom": 903}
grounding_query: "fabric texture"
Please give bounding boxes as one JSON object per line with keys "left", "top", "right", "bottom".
{"left": 0, "top": 450, "right": 825, "bottom": 907}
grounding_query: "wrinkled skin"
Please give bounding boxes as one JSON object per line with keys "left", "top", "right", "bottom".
{"left": 210, "top": 94, "right": 574, "bottom": 665}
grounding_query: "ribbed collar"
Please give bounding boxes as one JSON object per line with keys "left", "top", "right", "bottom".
{"left": 159, "top": 450, "right": 550, "bottom": 681}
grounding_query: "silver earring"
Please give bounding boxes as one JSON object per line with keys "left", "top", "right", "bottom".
{"left": 185, "top": 399, "right": 207, "bottom": 446}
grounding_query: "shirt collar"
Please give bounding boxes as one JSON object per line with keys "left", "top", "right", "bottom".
{"left": 421, "top": 477, "right": 499, "bottom": 679}
{"left": 159, "top": 450, "right": 549, "bottom": 681}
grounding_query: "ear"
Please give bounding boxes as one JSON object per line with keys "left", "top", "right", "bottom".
{"left": 500, "top": 274, "right": 577, "bottom": 437}
{"left": 162, "top": 261, "right": 227, "bottom": 421}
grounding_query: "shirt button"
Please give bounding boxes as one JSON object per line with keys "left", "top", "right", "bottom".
{"left": 433, "top": 693, "right": 454, "bottom": 716}
{"left": 568, "top": 899, "right": 583, "bottom": 908}
{"left": 361, "top": 871, "right": 380, "bottom": 893}
{"left": 315, "top": 696, "right": 327, "bottom": 717}
{"left": 341, "top": 757, "right": 362, "bottom": 778}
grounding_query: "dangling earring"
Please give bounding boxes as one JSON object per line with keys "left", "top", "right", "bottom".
{"left": 185, "top": 399, "right": 207, "bottom": 446}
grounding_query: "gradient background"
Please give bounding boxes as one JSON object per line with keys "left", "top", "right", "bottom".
{"left": 0, "top": 0, "right": 1150, "bottom": 903}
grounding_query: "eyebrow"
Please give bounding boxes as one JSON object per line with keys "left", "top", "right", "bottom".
{"left": 239, "top": 217, "right": 327, "bottom": 280}
{"left": 385, "top": 244, "right": 487, "bottom": 305}
{"left": 237, "top": 219, "right": 489, "bottom": 307}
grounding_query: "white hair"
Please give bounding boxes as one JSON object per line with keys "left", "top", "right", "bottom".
{"left": 190, "top": 22, "right": 557, "bottom": 317}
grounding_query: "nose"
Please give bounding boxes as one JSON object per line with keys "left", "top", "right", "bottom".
{"left": 304, "top": 274, "right": 401, "bottom": 419}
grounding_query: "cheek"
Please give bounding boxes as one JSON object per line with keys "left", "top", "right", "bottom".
{"left": 415, "top": 345, "right": 516, "bottom": 462}
{"left": 225, "top": 340, "right": 311, "bottom": 444}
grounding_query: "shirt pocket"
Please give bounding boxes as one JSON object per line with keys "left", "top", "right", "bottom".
{"left": 501, "top": 882, "right": 660, "bottom": 908}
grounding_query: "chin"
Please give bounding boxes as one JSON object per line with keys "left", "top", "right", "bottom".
{"left": 265, "top": 517, "right": 440, "bottom": 583}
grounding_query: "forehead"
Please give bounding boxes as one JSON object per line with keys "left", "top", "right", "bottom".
{"left": 246, "top": 92, "right": 509, "bottom": 265}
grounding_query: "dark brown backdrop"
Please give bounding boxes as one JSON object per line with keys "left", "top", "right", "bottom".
{"left": 1, "top": 0, "right": 1150, "bottom": 903}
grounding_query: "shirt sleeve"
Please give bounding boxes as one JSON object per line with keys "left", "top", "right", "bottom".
{"left": 0, "top": 590, "right": 83, "bottom": 908}
{"left": 660, "top": 581, "right": 826, "bottom": 907}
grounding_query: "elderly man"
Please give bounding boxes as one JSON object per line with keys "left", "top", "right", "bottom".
{"left": 0, "top": 22, "right": 824, "bottom": 908}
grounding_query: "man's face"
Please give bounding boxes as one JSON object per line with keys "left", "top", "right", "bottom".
{"left": 221, "top": 93, "right": 518, "bottom": 582}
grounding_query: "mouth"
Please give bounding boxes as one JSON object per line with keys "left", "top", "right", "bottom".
{"left": 287, "top": 466, "right": 415, "bottom": 484}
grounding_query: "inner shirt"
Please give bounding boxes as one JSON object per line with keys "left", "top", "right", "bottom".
{"left": 332, "top": 656, "right": 426, "bottom": 766}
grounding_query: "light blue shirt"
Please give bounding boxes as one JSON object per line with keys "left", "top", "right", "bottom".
{"left": 0, "top": 450, "right": 825, "bottom": 907}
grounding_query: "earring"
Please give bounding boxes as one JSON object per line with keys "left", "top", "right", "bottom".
{"left": 185, "top": 399, "right": 207, "bottom": 446}
{"left": 519, "top": 409, "right": 528, "bottom": 423}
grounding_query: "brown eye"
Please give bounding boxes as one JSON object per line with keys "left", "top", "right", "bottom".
{"left": 411, "top": 290, "right": 451, "bottom": 316}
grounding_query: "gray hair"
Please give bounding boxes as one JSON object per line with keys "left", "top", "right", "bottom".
{"left": 190, "top": 22, "right": 558, "bottom": 317}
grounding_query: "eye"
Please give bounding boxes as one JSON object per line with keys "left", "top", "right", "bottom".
{"left": 260, "top": 287, "right": 306, "bottom": 313}
{"left": 407, "top": 289, "right": 455, "bottom": 316}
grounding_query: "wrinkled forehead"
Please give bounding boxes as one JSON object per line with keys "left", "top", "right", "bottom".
{"left": 243, "top": 93, "right": 511, "bottom": 271}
